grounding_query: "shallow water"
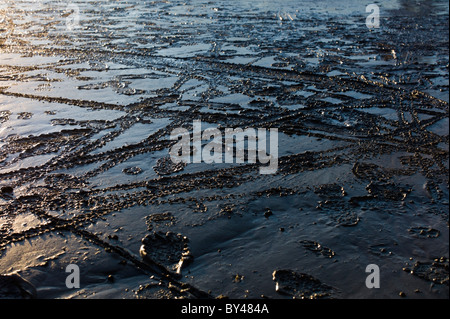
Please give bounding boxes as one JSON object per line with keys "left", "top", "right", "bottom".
{"left": 0, "top": 0, "right": 448, "bottom": 299}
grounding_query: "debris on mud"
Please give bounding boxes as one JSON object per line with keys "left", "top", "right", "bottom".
{"left": 264, "top": 208, "right": 273, "bottom": 218}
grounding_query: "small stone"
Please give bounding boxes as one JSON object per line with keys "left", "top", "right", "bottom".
{"left": 168, "top": 282, "right": 177, "bottom": 291}
{"left": 264, "top": 209, "right": 273, "bottom": 218}
{"left": 399, "top": 291, "right": 406, "bottom": 297}
{"left": 233, "top": 274, "right": 244, "bottom": 283}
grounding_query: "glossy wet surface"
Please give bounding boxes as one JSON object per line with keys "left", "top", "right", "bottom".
{"left": 0, "top": 0, "right": 448, "bottom": 299}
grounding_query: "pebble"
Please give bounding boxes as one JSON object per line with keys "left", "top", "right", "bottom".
{"left": 264, "top": 209, "right": 273, "bottom": 218}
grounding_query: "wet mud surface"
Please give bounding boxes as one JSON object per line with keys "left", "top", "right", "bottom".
{"left": 0, "top": 0, "right": 448, "bottom": 299}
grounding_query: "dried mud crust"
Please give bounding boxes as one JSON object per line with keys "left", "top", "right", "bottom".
{"left": 0, "top": 0, "right": 448, "bottom": 299}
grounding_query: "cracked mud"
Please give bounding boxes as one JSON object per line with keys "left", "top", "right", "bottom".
{"left": 0, "top": 0, "right": 448, "bottom": 299}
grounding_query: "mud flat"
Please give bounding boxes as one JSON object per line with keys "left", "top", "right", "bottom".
{"left": 0, "top": 0, "right": 448, "bottom": 299}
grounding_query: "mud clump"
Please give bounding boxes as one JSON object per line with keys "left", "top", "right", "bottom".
{"left": 140, "top": 231, "right": 193, "bottom": 274}
{"left": 122, "top": 166, "right": 143, "bottom": 175}
{"left": 300, "top": 240, "right": 336, "bottom": 259}
{"left": 264, "top": 208, "right": 273, "bottom": 218}
{"left": 0, "top": 110, "right": 11, "bottom": 123}
{"left": 17, "top": 112, "right": 33, "bottom": 120}
{"left": 403, "top": 257, "right": 449, "bottom": 286}
{"left": 366, "top": 182, "right": 412, "bottom": 201}
{"left": 408, "top": 227, "right": 440, "bottom": 239}
{"left": 352, "top": 162, "right": 387, "bottom": 181}
{"left": 145, "top": 212, "right": 176, "bottom": 231}
{"left": 272, "top": 270, "right": 336, "bottom": 299}
{"left": 153, "top": 157, "right": 186, "bottom": 176}
{"left": 368, "top": 243, "right": 393, "bottom": 257}
{"left": 314, "top": 184, "right": 346, "bottom": 198}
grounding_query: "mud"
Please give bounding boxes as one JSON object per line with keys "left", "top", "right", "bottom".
{"left": 0, "top": 273, "right": 36, "bottom": 299}
{"left": 403, "top": 257, "right": 449, "bottom": 286}
{"left": 140, "top": 231, "right": 193, "bottom": 274}
{"left": 0, "top": 0, "right": 448, "bottom": 299}
{"left": 272, "top": 269, "right": 337, "bottom": 299}
{"left": 300, "top": 240, "right": 336, "bottom": 259}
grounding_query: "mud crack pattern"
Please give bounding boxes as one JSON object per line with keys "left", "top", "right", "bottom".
{"left": 0, "top": 0, "right": 448, "bottom": 299}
